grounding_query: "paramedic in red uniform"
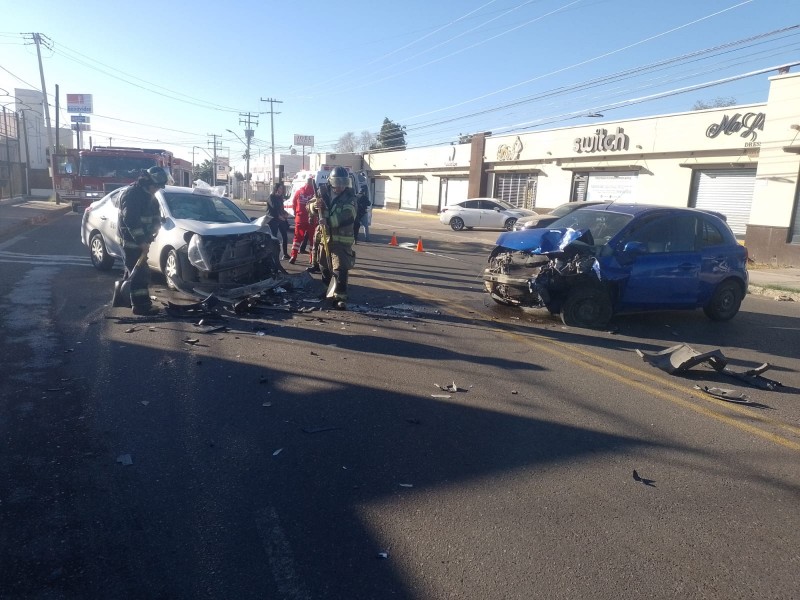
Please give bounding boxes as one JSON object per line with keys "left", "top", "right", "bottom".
{"left": 288, "top": 177, "right": 315, "bottom": 264}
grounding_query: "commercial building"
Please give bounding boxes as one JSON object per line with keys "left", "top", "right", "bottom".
{"left": 363, "top": 71, "right": 800, "bottom": 265}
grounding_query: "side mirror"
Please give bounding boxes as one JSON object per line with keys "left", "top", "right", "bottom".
{"left": 494, "top": 207, "right": 502, "bottom": 212}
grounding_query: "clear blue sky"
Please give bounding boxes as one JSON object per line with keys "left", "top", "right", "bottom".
{"left": 1, "top": 0, "right": 798, "bottom": 172}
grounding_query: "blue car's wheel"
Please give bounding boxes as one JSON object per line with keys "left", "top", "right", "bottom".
{"left": 703, "top": 280, "right": 742, "bottom": 321}
{"left": 561, "top": 285, "right": 612, "bottom": 329}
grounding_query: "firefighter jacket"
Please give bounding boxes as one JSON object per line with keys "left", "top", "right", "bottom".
{"left": 292, "top": 182, "right": 314, "bottom": 227}
{"left": 310, "top": 187, "right": 356, "bottom": 245}
{"left": 119, "top": 184, "right": 160, "bottom": 247}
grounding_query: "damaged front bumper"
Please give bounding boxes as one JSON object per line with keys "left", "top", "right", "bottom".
{"left": 173, "top": 231, "right": 285, "bottom": 299}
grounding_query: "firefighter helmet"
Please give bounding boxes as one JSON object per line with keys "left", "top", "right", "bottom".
{"left": 328, "top": 166, "right": 350, "bottom": 190}
{"left": 146, "top": 166, "right": 169, "bottom": 188}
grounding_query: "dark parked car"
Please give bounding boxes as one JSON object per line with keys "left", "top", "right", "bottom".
{"left": 513, "top": 201, "right": 608, "bottom": 230}
{"left": 483, "top": 203, "right": 748, "bottom": 328}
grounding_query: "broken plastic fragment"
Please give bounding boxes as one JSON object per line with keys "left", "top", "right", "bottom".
{"left": 399, "top": 483, "right": 413, "bottom": 488}
{"left": 431, "top": 394, "right": 452, "bottom": 399}
{"left": 694, "top": 385, "right": 751, "bottom": 404}
{"left": 262, "top": 402, "right": 272, "bottom": 407}
{"left": 377, "top": 552, "right": 389, "bottom": 559}
{"left": 272, "top": 448, "right": 283, "bottom": 456}
{"left": 184, "top": 338, "right": 200, "bottom": 345}
{"left": 140, "top": 400, "right": 150, "bottom": 406}
{"left": 116, "top": 454, "right": 133, "bottom": 466}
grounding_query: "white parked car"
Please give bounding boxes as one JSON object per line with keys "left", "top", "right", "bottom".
{"left": 80, "top": 185, "right": 282, "bottom": 295}
{"left": 439, "top": 198, "right": 536, "bottom": 231}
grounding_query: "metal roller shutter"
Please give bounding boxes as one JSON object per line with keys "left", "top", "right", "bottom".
{"left": 690, "top": 169, "right": 756, "bottom": 237}
{"left": 495, "top": 173, "right": 537, "bottom": 209}
{"left": 372, "top": 179, "right": 385, "bottom": 208}
{"left": 443, "top": 177, "right": 469, "bottom": 207}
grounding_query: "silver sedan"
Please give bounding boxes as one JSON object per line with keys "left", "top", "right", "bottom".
{"left": 80, "top": 185, "right": 281, "bottom": 294}
{"left": 439, "top": 198, "right": 536, "bottom": 231}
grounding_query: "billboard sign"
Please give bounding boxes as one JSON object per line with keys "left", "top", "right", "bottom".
{"left": 70, "top": 115, "right": 90, "bottom": 123}
{"left": 67, "top": 94, "right": 93, "bottom": 113}
{"left": 294, "top": 134, "right": 314, "bottom": 146}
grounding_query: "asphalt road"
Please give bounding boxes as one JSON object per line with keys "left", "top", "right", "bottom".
{"left": 0, "top": 211, "right": 798, "bottom": 599}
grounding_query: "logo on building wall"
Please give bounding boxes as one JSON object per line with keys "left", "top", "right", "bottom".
{"left": 445, "top": 145, "right": 457, "bottom": 166}
{"left": 497, "top": 136, "right": 523, "bottom": 161}
{"left": 705, "top": 112, "right": 765, "bottom": 142}
{"left": 573, "top": 128, "right": 630, "bottom": 153}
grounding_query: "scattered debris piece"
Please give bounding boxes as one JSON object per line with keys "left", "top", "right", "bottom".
{"left": 302, "top": 426, "right": 340, "bottom": 434}
{"left": 431, "top": 394, "right": 452, "bottom": 399}
{"left": 116, "top": 454, "right": 133, "bottom": 466}
{"left": 636, "top": 343, "right": 782, "bottom": 390}
{"left": 310, "top": 351, "right": 319, "bottom": 356}
{"left": 776, "top": 295, "right": 795, "bottom": 302}
{"left": 124, "top": 327, "right": 138, "bottom": 333}
{"left": 399, "top": 483, "right": 414, "bottom": 488}
{"left": 272, "top": 448, "right": 283, "bottom": 456}
{"left": 434, "top": 381, "right": 462, "bottom": 393}
{"left": 377, "top": 551, "right": 389, "bottom": 559}
{"left": 694, "top": 385, "right": 755, "bottom": 405}
{"left": 140, "top": 400, "right": 150, "bottom": 406}
{"left": 46, "top": 387, "right": 65, "bottom": 392}
{"left": 262, "top": 402, "right": 272, "bottom": 407}
{"left": 511, "top": 390, "right": 518, "bottom": 395}
{"left": 632, "top": 470, "right": 656, "bottom": 487}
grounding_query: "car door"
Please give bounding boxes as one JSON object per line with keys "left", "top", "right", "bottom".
{"left": 617, "top": 213, "right": 702, "bottom": 309}
{"left": 479, "top": 200, "right": 504, "bottom": 228}
{"left": 697, "top": 216, "right": 745, "bottom": 305}
{"left": 459, "top": 200, "right": 482, "bottom": 227}
{"left": 99, "top": 189, "right": 125, "bottom": 259}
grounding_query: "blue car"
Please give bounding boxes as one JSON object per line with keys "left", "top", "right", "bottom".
{"left": 483, "top": 204, "right": 748, "bottom": 328}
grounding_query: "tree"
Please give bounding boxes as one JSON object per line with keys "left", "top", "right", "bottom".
{"left": 336, "top": 132, "right": 357, "bottom": 153}
{"left": 358, "top": 130, "right": 377, "bottom": 152}
{"left": 376, "top": 118, "right": 407, "bottom": 150}
{"left": 692, "top": 96, "right": 737, "bottom": 110}
{"left": 194, "top": 159, "right": 213, "bottom": 184}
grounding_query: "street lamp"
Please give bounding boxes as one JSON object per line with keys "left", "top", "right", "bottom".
{"left": 227, "top": 128, "right": 251, "bottom": 202}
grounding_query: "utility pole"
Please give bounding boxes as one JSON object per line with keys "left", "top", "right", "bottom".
{"left": 208, "top": 133, "right": 221, "bottom": 186}
{"left": 239, "top": 112, "right": 258, "bottom": 202}
{"left": 27, "top": 33, "right": 59, "bottom": 204}
{"left": 260, "top": 97, "right": 282, "bottom": 184}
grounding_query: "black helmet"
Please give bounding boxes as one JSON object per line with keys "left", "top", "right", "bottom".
{"left": 146, "top": 166, "right": 169, "bottom": 188}
{"left": 328, "top": 166, "right": 350, "bottom": 189}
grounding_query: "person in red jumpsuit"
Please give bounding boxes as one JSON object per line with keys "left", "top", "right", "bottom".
{"left": 289, "top": 177, "right": 315, "bottom": 264}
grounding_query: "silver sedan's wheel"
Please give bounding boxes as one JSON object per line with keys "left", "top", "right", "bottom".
{"left": 504, "top": 218, "right": 517, "bottom": 231}
{"left": 450, "top": 217, "right": 465, "bottom": 231}
{"left": 164, "top": 249, "right": 181, "bottom": 291}
{"left": 89, "top": 232, "right": 115, "bottom": 270}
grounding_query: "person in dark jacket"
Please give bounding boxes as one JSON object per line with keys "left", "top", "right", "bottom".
{"left": 118, "top": 167, "right": 167, "bottom": 315}
{"left": 267, "top": 181, "right": 290, "bottom": 259}
{"left": 353, "top": 184, "right": 371, "bottom": 243}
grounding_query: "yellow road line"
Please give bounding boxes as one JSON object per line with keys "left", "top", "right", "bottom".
{"left": 362, "top": 270, "right": 800, "bottom": 452}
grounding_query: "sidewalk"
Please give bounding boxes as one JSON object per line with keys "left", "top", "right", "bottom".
{"left": 1, "top": 195, "right": 799, "bottom": 299}
{"left": 0, "top": 196, "right": 73, "bottom": 240}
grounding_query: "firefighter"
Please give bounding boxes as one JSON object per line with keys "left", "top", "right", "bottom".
{"left": 118, "top": 167, "right": 167, "bottom": 315}
{"left": 309, "top": 167, "right": 356, "bottom": 309}
{"left": 288, "top": 176, "right": 315, "bottom": 264}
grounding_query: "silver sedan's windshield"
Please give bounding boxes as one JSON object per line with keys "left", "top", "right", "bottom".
{"left": 549, "top": 209, "right": 633, "bottom": 243}
{"left": 163, "top": 193, "right": 249, "bottom": 224}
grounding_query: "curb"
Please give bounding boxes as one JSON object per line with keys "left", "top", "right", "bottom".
{"left": 747, "top": 285, "right": 800, "bottom": 302}
{"left": 0, "top": 204, "right": 73, "bottom": 240}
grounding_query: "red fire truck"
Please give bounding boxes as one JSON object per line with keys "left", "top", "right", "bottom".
{"left": 53, "top": 146, "right": 176, "bottom": 212}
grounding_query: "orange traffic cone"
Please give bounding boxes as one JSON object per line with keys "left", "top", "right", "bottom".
{"left": 389, "top": 232, "right": 399, "bottom": 246}
{"left": 415, "top": 237, "right": 425, "bottom": 252}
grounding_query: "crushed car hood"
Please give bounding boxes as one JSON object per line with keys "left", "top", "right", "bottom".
{"left": 495, "top": 227, "right": 592, "bottom": 254}
{"left": 172, "top": 219, "right": 261, "bottom": 236}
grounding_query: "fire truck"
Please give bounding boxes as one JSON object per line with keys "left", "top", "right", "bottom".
{"left": 53, "top": 146, "right": 176, "bottom": 212}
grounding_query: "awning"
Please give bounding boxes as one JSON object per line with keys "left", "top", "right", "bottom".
{"left": 679, "top": 162, "right": 757, "bottom": 169}
{"left": 559, "top": 164, "right": 647, "bottom": 172}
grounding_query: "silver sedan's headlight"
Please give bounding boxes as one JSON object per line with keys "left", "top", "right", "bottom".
{"left": 187, "top": 235, "right": 212, "bottom": 271}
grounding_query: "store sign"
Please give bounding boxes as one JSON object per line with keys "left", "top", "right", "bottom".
{"left": 294, "top": 134, "right": 314, "bottom": 146}
{"left": 496, "top": 136, "right": 523, "bottom": 161}
{"left": 705, "top": 111, "right": 765, "bottom": 142}
{"left": 445, "top": 145, "right": 457, "bottom": 166}
{"left": 573, "top": 128, "right": 630, "bottom": 153}
{"left": 66, "top": 94, "right": 93, "bottom": 113}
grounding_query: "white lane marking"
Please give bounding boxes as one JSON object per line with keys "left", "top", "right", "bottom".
{"left": 0, "top": 250, "right": 91, "bottom": 267}
{"left": 254, "top": 507, "right": 311, "bottom": 600}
